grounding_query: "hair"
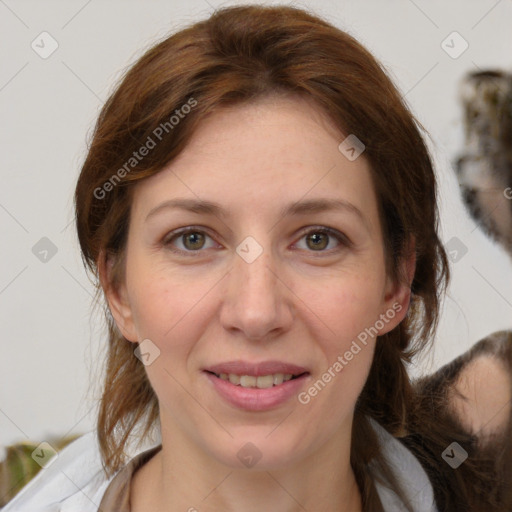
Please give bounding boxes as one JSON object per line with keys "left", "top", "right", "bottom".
{"left": 73, "top": 4, "right": 463, "bottom": 510}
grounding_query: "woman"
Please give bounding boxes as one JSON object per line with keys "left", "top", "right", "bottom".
{"left": 4, "top": 4, "right": 511, "bottom": 511}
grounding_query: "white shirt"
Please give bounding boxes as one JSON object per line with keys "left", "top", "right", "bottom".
{"left": 2, "top": 418, "right": 438, "bottom": 512}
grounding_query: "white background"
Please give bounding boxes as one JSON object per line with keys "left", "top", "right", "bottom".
{"left": 1, "top": 0, "right": 511, "bottom": 451}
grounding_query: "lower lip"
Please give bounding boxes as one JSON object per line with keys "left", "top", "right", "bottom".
{"left": 204, "top": 372, "right": 309, "bottom": 411}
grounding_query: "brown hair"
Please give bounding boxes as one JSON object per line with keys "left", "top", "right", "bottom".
{"left": 75, "top": 4, "right": 452, "bottom": 510}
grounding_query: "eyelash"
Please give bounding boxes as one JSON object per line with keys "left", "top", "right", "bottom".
{"left": 162, "top": 225, "right": 351, "bottom": 257}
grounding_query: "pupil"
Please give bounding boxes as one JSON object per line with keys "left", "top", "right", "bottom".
{"left": 185, "top": 232, "right": 204, "bottom": 249}
{"left": 308, "top": 232, "right": 327, "bottom": 250}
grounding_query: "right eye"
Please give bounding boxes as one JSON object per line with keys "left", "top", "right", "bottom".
{"left": 163, "top": 227, "right": 219, "bottom": 255}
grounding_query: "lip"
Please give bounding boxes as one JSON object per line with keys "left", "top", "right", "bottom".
{"left": 204, "top": 360, "right": 309, "bottom": 376}
{"left": 205, "top": 372, "right": 310, "bottom": 411}
{"left": 203, "top": 360, "right": 310, "bottom": 412}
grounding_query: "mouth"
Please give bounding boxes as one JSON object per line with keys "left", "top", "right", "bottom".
{"left": 203, "top": 361, "right": 311, "bottom": 411}
{"left": 205, "top": 371, "right": 308, "bottom": 389}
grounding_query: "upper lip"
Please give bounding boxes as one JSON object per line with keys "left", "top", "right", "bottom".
{"left": 204, "top": 360, "right": 309, "bottom": 376}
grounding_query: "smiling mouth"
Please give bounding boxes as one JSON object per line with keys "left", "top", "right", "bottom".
{"left": 206, "top": 371, "right": 308, "bottom": 389}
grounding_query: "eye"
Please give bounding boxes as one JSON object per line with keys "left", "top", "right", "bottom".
{"left": 294, "top": 226, "right": 350, "bottom": 253}
{"left": 162, "top": 225, "right": 351, "bottom": 256}
{"left": 163, "top": 227, "right": 218, "bottom": 255}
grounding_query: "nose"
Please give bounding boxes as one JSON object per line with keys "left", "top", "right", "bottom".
{"left": 219, "top": 242, "right": 294, "bottom": 341}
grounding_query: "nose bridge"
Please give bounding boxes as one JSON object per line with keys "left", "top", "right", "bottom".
{"left": 221, "top": 234, "right": 290, "bottom": 339}
{"left": 234, "top": 238, "right": 278, "bottom": 305}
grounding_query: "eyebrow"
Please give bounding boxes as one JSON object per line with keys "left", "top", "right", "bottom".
{"left": 145, "top": 197, "right": 370, "bottom": 230}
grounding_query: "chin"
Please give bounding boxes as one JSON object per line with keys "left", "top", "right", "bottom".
{"left": 208, "top": 433, "right": 306, "bottom": 471}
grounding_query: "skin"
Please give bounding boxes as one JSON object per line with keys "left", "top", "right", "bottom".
{"left": 101, "top": 94, "right": 414, "bottom": 512}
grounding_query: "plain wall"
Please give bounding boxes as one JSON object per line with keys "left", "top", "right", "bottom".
{"left": 1, "top": 0, "right": 511, "bottom": 449}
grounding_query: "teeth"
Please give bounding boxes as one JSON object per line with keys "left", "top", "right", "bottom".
{"left": 240, "top": 375, "right": 257, "bottom": 387}
{"left": 255, "top": 375, "right": 274, "bottom": 388}
{"left": 217, "top": 372, "right": 299, "bottom": 388}
{"left": 273, "top": 373, "right": 284, "bottom": 386}
{"left": 228, "top": 374, "right": 240, "bottom": 385}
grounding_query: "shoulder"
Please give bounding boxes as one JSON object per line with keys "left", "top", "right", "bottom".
{"left": 1, "top": 431, "right": 114, "bottom": 511}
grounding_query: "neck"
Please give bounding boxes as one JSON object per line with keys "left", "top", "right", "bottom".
{"left": 132, "top": 419, "right": 363, "bottom": 512}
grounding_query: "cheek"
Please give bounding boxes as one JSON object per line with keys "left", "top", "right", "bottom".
{"left": 300, "top": 333, "right": 376, "bottom": 424}
{"left": 127, "top": 264, "right": 212, "bottom": 344}
{"left": 302, "top": 274, "right": 385, "bottom": 341}
{"left": 127, "top": 271, "right": 212, "bottom": 407}
{"left": 296, "top": 278, "right": 383, "bottom": 409}
{"left": 295, "top": 341, "right": 375, "bottom": 456}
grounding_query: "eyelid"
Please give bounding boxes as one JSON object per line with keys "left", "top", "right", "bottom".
{"left": 296, "top": 225, "right": 351, "bottom": 245}
{"left": 162, "top": 226, "right": 219, "bottom": 256}
{"left": 162, "top": 225, "right": 351, "bottom": 255}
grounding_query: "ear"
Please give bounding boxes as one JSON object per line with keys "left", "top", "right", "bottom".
{"left": 377, "top": 236, "right": 416, "bottom": 336}
{"left": 97, "top": 249, "right": 138, "bottom": 342}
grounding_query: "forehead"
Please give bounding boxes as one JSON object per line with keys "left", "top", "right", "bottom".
{"left": 130, "top": 95, "right": 379, "bottom": 232}
{"left": 185, "top": 93, "right": 346, "bottom": 163}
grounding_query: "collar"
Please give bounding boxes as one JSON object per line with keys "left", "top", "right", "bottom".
{"left": 369, "top": 417, "right": 438, "bottom": 512}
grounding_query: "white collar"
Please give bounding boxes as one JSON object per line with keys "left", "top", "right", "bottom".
{"left": 369, "top": 417, "right": 438, "bottom": 512}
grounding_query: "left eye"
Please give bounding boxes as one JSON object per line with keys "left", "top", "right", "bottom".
{"left": 163, "top": 226, "right": 349, "bottom": 255}
{"left": 294, "top": 227, "right": 348, "bottom": 252}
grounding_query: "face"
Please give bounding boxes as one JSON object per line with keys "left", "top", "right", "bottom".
{"left": 105, "top": 94, "right": 411, "bottom": 471}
